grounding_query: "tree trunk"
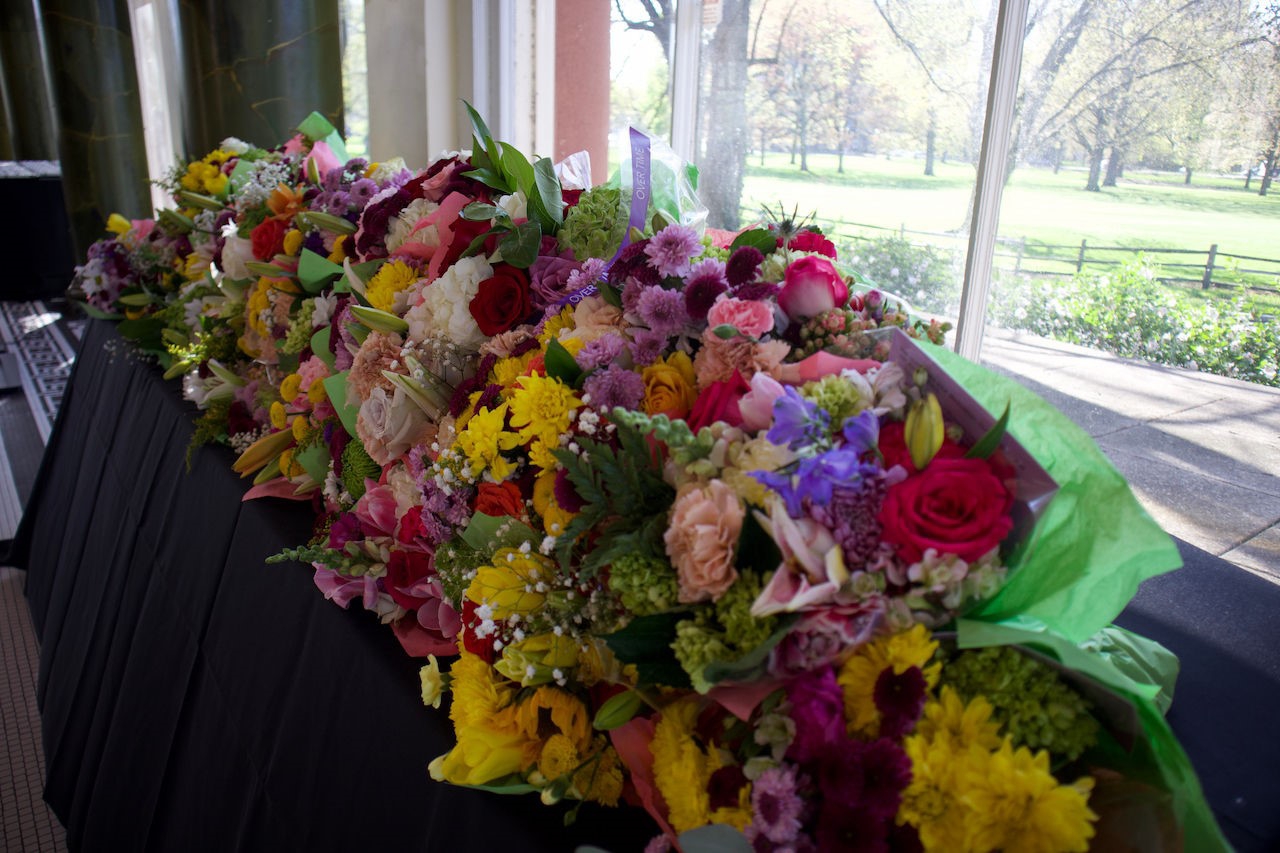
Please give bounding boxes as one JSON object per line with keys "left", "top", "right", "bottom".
{"left": 837, "top": 148, "right": 845, "bottom": 174}
{"left": 759, "top": 127, "right": 766, "bottom": 166}
{"left": 698, "top": 0, "right": 751, "bottom": 229}
{"left": 789, "top": 137, "right": 796, "bottom": 164}
{"left": 1184, "top": 166, "right": 1192, "bottom": 185}
{"left": 1245, "top": 166, "right": 1253, "bottom": 190}
{"left": 1085, "top": 146, "right": 1105, "bottom": 191}
{"left": 924, "top": 119, "right": 935, "bottom": 177}
{"left": 1102, "top": 146, "right": 1123, "bottom": 187}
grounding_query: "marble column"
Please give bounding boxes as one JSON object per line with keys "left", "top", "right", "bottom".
{"left": 41, "top": 0, "right": 151, "bottom": 257}
{"left": 1, "top": 0, "right": 59, "bottom": 160}
{"left": 177, "top": 0, "right": 343, "bottom": 155}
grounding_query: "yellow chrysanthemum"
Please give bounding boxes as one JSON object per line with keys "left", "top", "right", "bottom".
{"left": 429, "top": 651, "right": 530, "bottom": 786}
{"left": 327, "top": 234, "right": 348, "bottom": 263}
{"left": 365, "top": 259, "right": 418, "bottom": 312}
{"left": 532, "top": 469, "right": 577, "bottom": 536}
{"left": 915, "top": 686, "right": 1003, "bottom": 752}
{"left": 649, "top": 697, "right": 750, "bottom": 833}
{"left": 838, "top": 623, "right": 941, "bottom": 738}
{"left": 491, "top": 352, "right": 537, "bottom": 393}
{"left": 507, "top": 373, "right": 581, "bottom": 469}
{"left": 280, "top": 373, "right": 303, "bottom": 401}
{"left": 455, "top": 401, "right": 520, "bottom": 480}
{"left": 182, "top": 251, "right": 209, "bottom": 281}
{"left": 537, "top": 733, "right": 579, "bottom": 781}
{"left": 519, "top": 685, "right": 592, "bottom": 751}
{"left": 898, "top": 733, "right": 972, "bottom": 850}
{"left": 290, "top": 415, "right": 309, "bottom": 443}
{"left": 307, "top": 379, "right": 328, "bottom": 405}
{"left": 961, "top": 740, "right": 1096, "bottom": 853}
{"left": 245, "top": 278, "right": 274, "bottom": 337}
{"left": 465, "top": 547, "right": 554, "bottom": 619}
{"left": 537, "top": 306, "right": 576, "bottom": 346}
{"left": 282, "top": 229, "right": 304, "bottom": 257}
{"left": 269, "top": 401, "right": 287, "bottom": 430}
{"left": 573, "top": 740, "right": 625, "bottom": 806}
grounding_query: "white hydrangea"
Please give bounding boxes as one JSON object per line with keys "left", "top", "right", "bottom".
{"left": 405, "top": 255, "right": 493, "bottom": 352}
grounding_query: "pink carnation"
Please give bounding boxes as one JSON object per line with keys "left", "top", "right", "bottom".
{"left": 707, "top": 296, "right": 774, "bottom": 339}
{"left": 348, "top": 331, "right": 403, "bottom": 403}
{"left": 664, "top": 480, "right": 744, "bottom": 604}
{"left": 693, "top": 328, "right": 789, "bottom": 386}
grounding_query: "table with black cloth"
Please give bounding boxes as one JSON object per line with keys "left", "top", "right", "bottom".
{"left": 9, "top": 319, "right": 1280, "bottom": 852}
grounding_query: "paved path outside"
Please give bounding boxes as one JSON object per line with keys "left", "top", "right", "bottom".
{"left": 981, "top": 329, "right": 1280, "bottom": 584}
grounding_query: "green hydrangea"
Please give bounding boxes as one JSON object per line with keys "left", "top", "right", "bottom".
{"left": 672, "top": 613, "right": 734, "bottom": 694}
{"left": 941, "top": 645, "right": 1100, "bottom": 761}
{"left": 800, "top": 373, "right": 871, "bottom": 427}
{"left": 558, "top": 185, "right": 630, "bottom": 261}
{"left": 280, "top": 299, "right": 317, "bottom": 355}
{"left": 713, "top": 570, "right": 776, "bottom": 652}
{"left": 340, "top": 438, "right": 380, "bottom": 501}
{"left": 671, "top": 571, "right": 778, "bottom": 693}
{"left": 607, "top": 553, "right": 679, "bottom": 616}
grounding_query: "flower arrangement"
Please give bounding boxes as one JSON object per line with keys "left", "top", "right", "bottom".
{"left": 70, "top": 107, "right": 1226, "bottom": 852}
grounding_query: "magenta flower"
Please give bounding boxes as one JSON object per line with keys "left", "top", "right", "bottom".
{"left": 785, "top": 668, "right": 846, "bottom": 764}
{"left": 778, "top": 255, "right": 849, "bottom": 320}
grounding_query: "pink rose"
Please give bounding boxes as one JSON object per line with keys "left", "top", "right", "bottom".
{"left": 738, "top": 371, "right": 786, "bottom": 432}
{"left": 707, "top": 297, "right": 774, "bottom": 339}
{"left": 664, "top": 480, "right": 744, "bottom": 603}
{"left": 355, "top": 386, "right": 432, "bottom": 466}
{"left": 777, "top": 256, "right": 848, "bottom": 320}
{"left": 687, "top": 371, "right": 750, "bottom": 432}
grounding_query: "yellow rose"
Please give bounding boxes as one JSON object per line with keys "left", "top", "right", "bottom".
{"left": 642, "top": 351, "right": 697, "bottom": 420}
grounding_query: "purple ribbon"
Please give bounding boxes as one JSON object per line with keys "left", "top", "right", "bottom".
{"left": 556, "top": 127, "right": 651, "bottom": 307}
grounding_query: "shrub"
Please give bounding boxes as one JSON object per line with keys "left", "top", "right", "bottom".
{"left": 845, "top": 236, "right": 962, "bottom": 316}
{"left": 990, "top": 259, "right": 1280, "bottom": 387}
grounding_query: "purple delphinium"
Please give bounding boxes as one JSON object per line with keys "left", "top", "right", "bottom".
{"left": 643, "top": 224, "right": 702, "bottom": 278}
{"left": 754, "top": 449, "right": 875, "bottom": 519}
{"left": 841, "top": 410, "right": 880, "bottom": 456}
{"left": 748, "top": 765, "right": 805, "bottom": 845}
{"left": 574, "top": 333, "right": 626, "bottom": 372}
{"left": 583, "top": 363, "right": 645, "bottom": 413}
{"left": 766, "top": 386, "right": 832, "bottom": 451}
{"left": 636, "top": 285, "right": 688, "bottom": 337}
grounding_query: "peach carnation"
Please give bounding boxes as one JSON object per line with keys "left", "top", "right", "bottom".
{"left": 693, "top": 329, "right": 789, "bottom": 388}
{"left": 664, "top": 479, "right": 744, "bottom": 604}
{"left": 349, "top": 331, "right": 404, "bottom": 402}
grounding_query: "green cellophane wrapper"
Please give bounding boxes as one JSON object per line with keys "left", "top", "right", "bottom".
{"left": 920, "top": 343, "right": 1227, "bottom": 850}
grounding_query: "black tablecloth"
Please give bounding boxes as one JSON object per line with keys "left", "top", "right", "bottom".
{"left": 9, "top": 319, "right": 1280, "bottom": 851}
{"left": 8, "top": 319, "right": 653, "bottom": 852}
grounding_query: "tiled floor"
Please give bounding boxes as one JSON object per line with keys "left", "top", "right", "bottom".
{"left": 0, "top": 567, "right": 66, "bottom": 852}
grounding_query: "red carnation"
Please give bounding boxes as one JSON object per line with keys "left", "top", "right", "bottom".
{"left": 250, "top": 218, "right": 288, "bottom": 261}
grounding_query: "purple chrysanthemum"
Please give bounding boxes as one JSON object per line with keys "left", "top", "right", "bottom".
{"left": 643, "top": 224, "right": 701, "bottom": 278}
{"left": 349, "top": 178, "right": 377, "bottom": 206}
{"left": 726, "top": 245, "right": 765, "bottom": 286}
{"left": 873, "top": 667, "right": 928, "bottom": 741}
{"left": 583, "top": 364, "right": 645, "bottom": 413}
{"left": 574, "top": 333, "right": 626, "bottom": 372}
{"left": 750, "top": 766, "right": 805, "bottom": 845}
{"left": 565, "top": 257, "right": 607, "bottom": 292}
{"left": 636, "top": 285, "right": 688, "bottom": 336}
{"left": 627, "top": 329, "right": 667, "bottom": 366}
{"left": 608, "top": 240, "right": 658, "bottom": 290}
{"left": 785, "top": 668, "right": 846, "bottom": 764}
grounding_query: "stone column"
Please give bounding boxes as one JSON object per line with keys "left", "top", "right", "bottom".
{"left": 41, "top": 0, "right": 151, "bottom": 257}
{"left": 554, "top": 0, "right": 608, "bottom": 185}
{"left": 176, "top": 0, "right": 343, "bottom": 155}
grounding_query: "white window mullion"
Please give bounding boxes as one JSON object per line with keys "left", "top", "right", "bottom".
{"left": 669, "top": 0, "right": 703, "bottom": 161}
{"left": 955, "top": 0, "right": 1028, "bottom": 361}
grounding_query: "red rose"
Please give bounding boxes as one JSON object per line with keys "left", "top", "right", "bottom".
{"left": 787, "top": 229, "right": 837, "bottom": 258}
{"left": 473, "top": 480, "right": 525, "bottom": 518}
{"left": 878, "top": 456, "right": 1014, "bottom": 564}
{"left": 250, "top": 218, "right": 287, "bottom": 261}
{"left": 878, "top": 421, "right": 965, "bottom": 474}
{"left": 384, "top": 548, "right": 433, "bottom": 611}
{"left": 686, "top": 371, "right": 751, "bottom": 432}
{"left": 469, "top": 265, "right": 533, "bottom": 335}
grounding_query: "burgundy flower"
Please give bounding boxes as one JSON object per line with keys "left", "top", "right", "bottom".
{"left": 786, "top": 668, "right": 846, "bottom": 764}
{"left": 873, "top": 666, "right": 928, "bottom": 739}
{"left": 725, "top": 245, "right": 764, "bottom": 287}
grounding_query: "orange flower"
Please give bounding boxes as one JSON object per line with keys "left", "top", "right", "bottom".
{"left": 268, "top": 183, "right": 306, "bottom": 221}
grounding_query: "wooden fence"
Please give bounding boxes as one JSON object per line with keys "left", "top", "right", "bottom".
{"left": 779, "top": 212, "right": 1280, "bottom": 295}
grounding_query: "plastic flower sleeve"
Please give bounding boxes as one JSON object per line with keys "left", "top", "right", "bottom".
{"left": 916, "top": 340, "right": 1181, "bottom": 643}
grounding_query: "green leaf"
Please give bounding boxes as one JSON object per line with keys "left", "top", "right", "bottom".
{"left": 245, "top": 261, "right": 290, "bottom": 279}
{"left": 603, "top": 613, "right": 691, "bottom": 688}
{"left": 460, "top": 511, "right": 538, "bottom": 554}
{"left": 598, "top": 281, "right": 622, "bottom": 308}
{"left": 461, "top": 202, "right": 503, "bottom": 221}
{"left": 322, "top": 372, "right": 359, "bottom": 438}
{"left": 530, "top": 156, "right": 565, "bottom": 229}
{"left": 311, "top": 327, "right": 335, "bottom": 371}
{"left": 296, "top": 111, "right": 338, "bottom": 142}
{"left": 117, "top": 316, "right": 166, "bottom": 352}
{"left": 293, "top": 443, "right": 331, "bottom": 484}
{"left": 592, "top": 690, "right": 645, "bottom": 731}
{"left": 78, "top": 302, "right": 123, "bottom": 321}
{"left": 461, "top": 167, "right": 510, "bottom": 192}
{"left": 298, "top": 248, "right": 344, "bottom": 294}
{"left": 965, "top": 401, "right": 1011, "bottom": 460}
{"left": 459, "top": 228, "right": 495, "bottom": 260}
{"left": 470, "top": 136, "right": 492, "bottom": 172}
{"left": 499, "top": 142, "right": 536, "bottom": 194}
{"left": 463, "top": 100, "right": 497, "bottom": 156}
{"left": 116, "top": 292, "right": 156, "bottom": 307}
{"left": 498, "top": 220, "right": 542, "bottom": 268}
{"left": 544, "top": 337, "right": 584, "bottom": 386}
{"left": 729, "top": 227, "right": 778, "bottom": 255}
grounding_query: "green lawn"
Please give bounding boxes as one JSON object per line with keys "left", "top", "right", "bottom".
{"left": 740, "top": 152, "right": 1280, "bottom": 299}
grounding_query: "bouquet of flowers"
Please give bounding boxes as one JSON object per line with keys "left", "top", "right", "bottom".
{"left": 68, "top": 107, "right": 1226, "bottom": 852}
